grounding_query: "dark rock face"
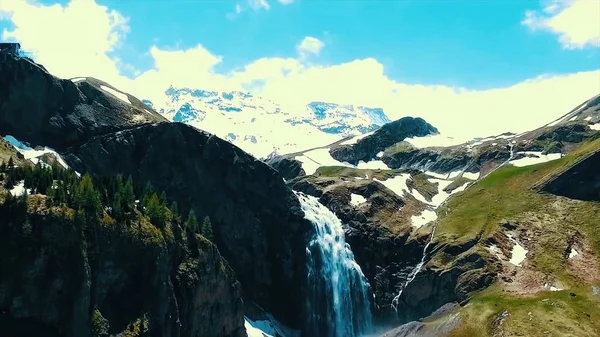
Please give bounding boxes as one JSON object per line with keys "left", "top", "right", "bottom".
{"left": 290, "top": 178, "right": 427, "bottom": 323}
{"left": 537, "top": 124, "right": 597, "bottom": 144}
{"left": 0, "top": 53, "right": 165, "bottom": 150}
{"left": 394, "top": 244, "right": 496, "bottom": 325}
{"left": 0, "top": 204, "right": 245, "bottom": 337}
{"left": 0, "top": 55, "right": 315, "bottom": 333}
{"left": 539, "top": 149, "right": 600, "bottom": 202}
{"left": 63, "top": 122, "right": 313, "bottom": 328}
{"left": 265, "top": 155, "right": 306, "bottom": 180}
{"left": 329, "top": 117, "right": 438, "bottom": 165}
{"left": 382, "top": 149, "right": 471, "bottom": 174}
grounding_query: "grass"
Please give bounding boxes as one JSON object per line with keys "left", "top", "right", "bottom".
{"left": 410, "top": 173, "right": 438, "bottom": 201}
{"left": 455, "top": 285, "right": 600, "bottom": 337}
{"left": 383, "top": 141, "right": 414, "bottom": 156}
{"left": 443, "top": 177, "right": 472, "bottom": 193}
{"left": 436, "top": 138, "right": 600, "bottom": 245}
{"left": 432, "top": 138, "right": 600, "bottom": 336}
{"left": 0, "top": 138, "right": 21, "bottom": 165}
{"left": 315, "top": 166, "right": 404, "bottom": 180}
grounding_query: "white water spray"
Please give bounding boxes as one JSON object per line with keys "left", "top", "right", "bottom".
{"left": 297, "top": 192, "right": 373, "bottom": 337}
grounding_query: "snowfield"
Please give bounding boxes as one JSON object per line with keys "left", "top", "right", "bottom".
{"left": 100, "top": 85, "right": 131, "bottom": 104}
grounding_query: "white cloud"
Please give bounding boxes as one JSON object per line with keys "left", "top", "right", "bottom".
{"left": 278, "top": 0, "right": 295, "bottom": 4}
{"left": 522, "top": 0, "right": 600, "bottom": 49}
{"left": 297, "top": 36, "right": 325, "bottom": 56}
{"left": 0, "top": 0, "right": 129, "bottom": 84}
{"left": 1, "top": 0, "right": 599, "bottom": 144}
{"left": 248, "top": 0, "right": 270, "bottom": 11}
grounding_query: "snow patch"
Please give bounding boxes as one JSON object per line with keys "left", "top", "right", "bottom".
{"left": 340, "top": 131, "right": 374, "bottom": 146}
{"left": 9, "top": 181, "right": 31, "bottom": 197}
{"left": 509, "top": 241, "right": 528, "bottom": 266}
{"left": 295, "top": 148, "right": 349, "bottom": 175}
{"left": 3, "top": 135, "right": 70, "bottom": 169}
{"left": 585, "top": 116, "right": 593, "bottom": 121}
{"left": 356, "top": 160, "right": 389, "bottom": 170}
{"left": 428, "top": 178, "right": 458, "bottom": 207}
{"left": 374, "top": 175, "right": 411, "bottom": 198}
{"left": 350, "top": 193, "right": 367, "bottom": 206}
{"left": 405, "top": 134, "right": 463, "bottom": 148}
{"left": 509, "top": 151, "right": 561, "bottom": 167}
{"left": 463, "top": 171, "right": 480, "bottom": 180}
{"left": 487, "top": 244, "right": 505, "bottom": 259}
{"left": 589, "top": 123, "right": 600, "bottom": 131}
{"left": 447, "top": 170, "right": 463, "bottom": 180}
{"left": 410, "top": 209, "right": 437, "bottom": 229}
{"left": 295, "top": 149, "right": 389, "bottom": 175}
{"left": 569, "top": 116, "right": 578, "bottom": 121}
{"left": 100, "top": 85, "right": 131, "bottom": 104}
{"left": 569, "top": 248, "right": 579, "bottom": 259}
{"left": 376, "top": 151, "right": 384, "bottom": 158}
{"left": 245, "top": 318, "right": 275, "bottom": 337}
{"left": 70, "top": 77, "right": 86, "bottom": 83}
{"left": 425, "top": 171, "right": 449, "bottom": 180}
{"left": 544, "top": 283, "right": 563, "bottom": 292}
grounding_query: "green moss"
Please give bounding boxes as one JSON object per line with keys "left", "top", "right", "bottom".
{"left": 455, "top": 286, "right": 600, "bottom": 337}
{"left": 436, "top": 138, "right": 600, "bottom": 245}
{"left": 383, "top": 141, "right": 413, "bottom": 155}
{"left": 443, "top": 177, "right": 472, "bottom": 193}
{"left": 315, "top": 166, "right": 403, "bottom": 180}
{"left": 434, "top": 138, "right": 600, "bottom": 336}
{"left": 410, "top": 173, "right": 438, "bottom": 200}
{"left": 91, "top": 309, "right": 109, "bottom": 337}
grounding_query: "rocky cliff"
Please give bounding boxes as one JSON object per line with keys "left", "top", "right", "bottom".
{"left": 0, "top": 54, "right": 314, "bottom": 333}
{"left": 329, "top": 117, "right": 438, "bottom": 165}
{"left": 63, "top": 123, "right": 313, "bottom": 327}
{"left": 0, "top": 52, "right": 165, "bottom": 150}
{"left": 0, "top": 190, "right": 245, "bottom": 337}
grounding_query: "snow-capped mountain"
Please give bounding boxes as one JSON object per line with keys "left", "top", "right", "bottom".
{"left": 144, "top": 87, "right": 391, "bottom": 158}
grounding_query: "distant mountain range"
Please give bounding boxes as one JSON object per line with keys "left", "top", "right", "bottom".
{"left": 143, "top": 87, "right": 391, "bottom": 158}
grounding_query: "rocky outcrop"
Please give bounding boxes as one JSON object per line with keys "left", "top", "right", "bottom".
{"left": 0, "top": 54, "right": 317, "bottom": 331}
{"left": 382, "top": 149, "right": 471, "bottom": 174}
{"left": 379, "top": 303, "right": 461, "bottom": 337}
{"left": 0, "top": 53, "right": 165, "bottom": 150}
{"left": 393, "top": 240, "right": 497, "bottom": 325}
{"left": 0, "top": 199, "right": 244, "bottom": 337}
{"left": 265, "top": 156, "right": 305, "bottom": 181}
{"left": 62, "top": 122, "right": 313, "bottom": 328}
{"left": 329, "top": 117, "right": 438, "bottom": 165}
{"left": 539, "top": 149, "right": 600, "bottom": 202}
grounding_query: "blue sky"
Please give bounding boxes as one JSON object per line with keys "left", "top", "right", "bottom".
{"left": 87, "top": 0, "right": 599, "bottom": 89}
{"left": 0, "top": 0, "right": 599, "bottom": 138}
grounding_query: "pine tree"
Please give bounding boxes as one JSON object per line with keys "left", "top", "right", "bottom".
{"left": 77, "top": 174, "right": 102, "bottom": 220}
{"left": 170, "top": 201, "right": 179, "bottom": 221}
{"left": 201, "top": 216, "right": 214, "bottom": 240}
{"left": 0, "top": 160, "right": 6, "bottom": 172}
{"left": 7, "top": 157, "right": 14, "bottom": 169}
{"left": 121, "top": 176, "right": 135, "bottom": 213}
{"left": 45, "top": 185, "right": 55, "bottom": 207}
{"left": 146, "top": 193, "right": 166, "bottom": 228}
{"left": 185, "top": 210, "right": 198, "bottom": 233}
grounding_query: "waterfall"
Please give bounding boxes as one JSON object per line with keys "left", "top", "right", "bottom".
{"left": 296, "top": 192, "right": 373, "bottom": 337}
{"left": 391, "top": 141, "right": 516, "bottom": 314}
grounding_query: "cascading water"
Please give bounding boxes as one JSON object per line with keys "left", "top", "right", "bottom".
{"left": 296, "top": 192, "right": 373, "bottom": 337}
{"left": 391, "top": 141, "right": 516, "bottom": 314}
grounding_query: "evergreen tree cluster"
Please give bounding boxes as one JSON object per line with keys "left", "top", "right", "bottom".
{"left": 0, "top": 157, "right": 215, "bottom": 238}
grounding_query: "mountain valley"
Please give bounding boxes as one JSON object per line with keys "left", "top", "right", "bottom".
{"left": 1, "top": 47, "right": 600, "bottom": 337}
